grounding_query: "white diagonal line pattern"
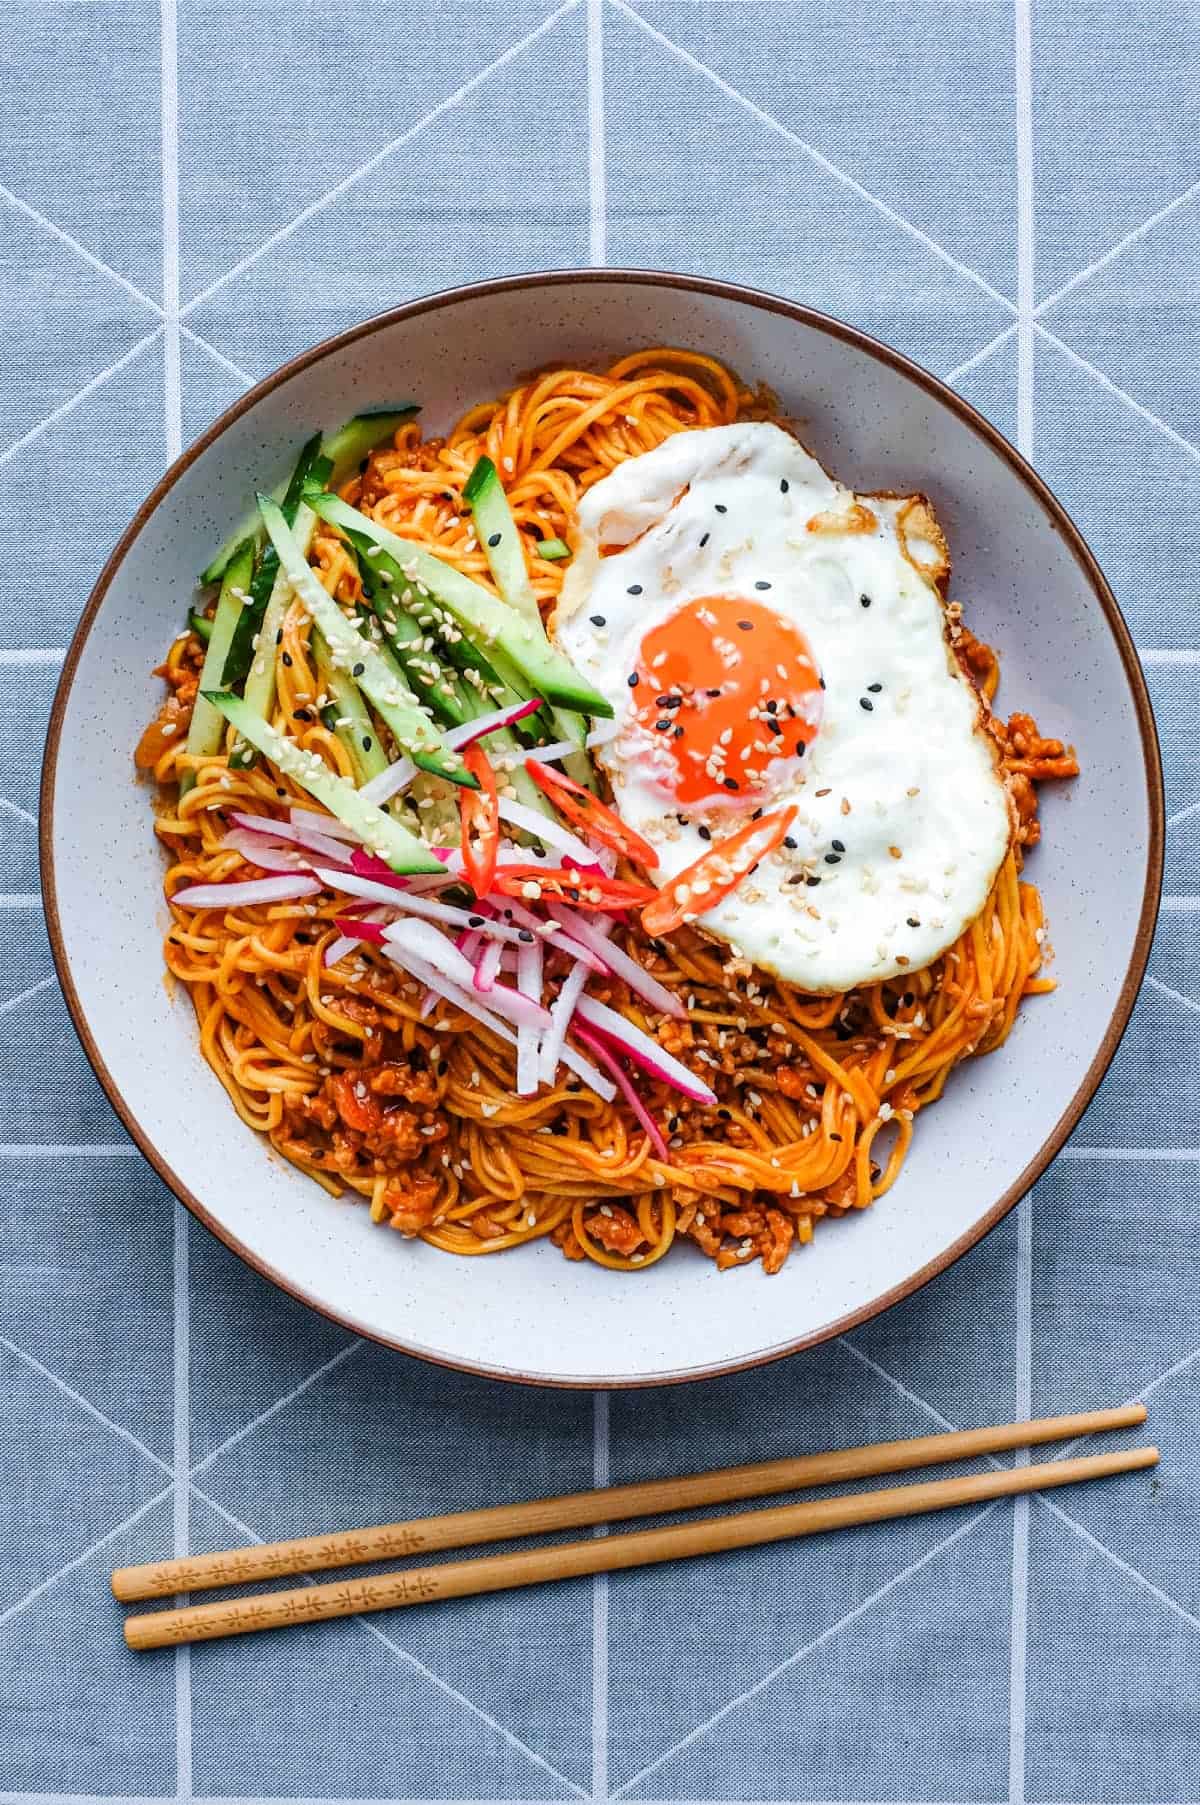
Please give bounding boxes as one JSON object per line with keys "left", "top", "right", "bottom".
{"left": 1035, "top": 175, "right": 1200, "bottom": 319}
{"left": 188, "top": 1337, "right": 364, "bottom": 1478}
{"left": 0, "top": 329, "right": 163, "bottom": 471}
{"left": 0, "top": 977, "right": 55, "bottom": 1019}
{"left": 0, "top": 183, "right": 164, "bottom": 319}
{"left": 178, "top": 0, "right": 583, "bottom": 321}
{"left": 611, "top": 1501, "right": 1001, "bottom": 1797}
{"left": 0, "top": 797, "right": 35, "bottom": 830}
{"left": 609, "top": 0, "right": 1018, "bottom": 314}
{"left": 1036, "top": 322, "right": 1200, "bottom": 466}
{"left": 1145, "top": 975, "right": 1200, "bottom": 1017}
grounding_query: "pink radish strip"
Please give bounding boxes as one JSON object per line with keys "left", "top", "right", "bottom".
{"left": 228, "top": 810, "right": 352, "bottom": 866}
{"left": 573, "top": 994, "right": 717, "bottom": 1104}
{"left": 171, "top": 875, "right": 320, "bottom": 909}
{"left": 574, "top": 1026, "right": 670, "bottom": 1162}
{"left": 332, "top": 916, "right": 386, "bottom": 945}
{"left": 359, "top": 756, "right": 417, "bottom": 807}
{"left": 289, "top": 806, "right": 363, "bottom": 843}
{"left": 380, "top": 946, "right": 518, "bottom": 1042}
{"left": 538, "top": 957, "right": 589, "bottom": 1085}
{"left": 387, "top": 917, "right": 477, "bottom": 987}
{"left": 221, "top": 831, "right": 314, "bottom": 874}
{"left": 497, "top": 798, "right": 595, "bottom": 865}
{"left": 496, "top": 896, "right": 608, "bottom": 974}
{"left": 515, "top": 935, "right": 544, "bottom": 1097}
{"left": 474, "top": 939, "right": 503, "bottom": 992}
{"left": 444, "top": 696, "right": 543, "bottom": 748}
{"left": 321, "top": 869, "right": 537, "bottom": 946}
{"left": 547, "top": 904, "right": 685, "bottom": 1018}
{"left": 523, "top": 739, "right": 576, "bottom": 764}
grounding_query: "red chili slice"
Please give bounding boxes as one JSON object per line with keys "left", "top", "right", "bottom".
{"left": 459, "top": 742, "right": 500, "bottom": 898}
{"left": 525, "top": 758, "right": 660, "bottom": 870}
{"left": 641, "top": 805, "right": 798, "bottom": 937}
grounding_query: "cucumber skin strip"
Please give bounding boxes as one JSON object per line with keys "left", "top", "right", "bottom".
{"left": 228, "top": 502, "right": 316, "bottom": 770}
{"left": 464, "top": 457, "right": 592, "bottom": 777}
{"left": 311, "top": 629, "right": 388, "bottom": 787}
{"left": 203, "top": 690, "right": 442, "bottom": 874}
{"left": 181, "top": 540, "right": 255, "bottom": 795}
{"left": 257, "top": 495, "right": 473, "bottom": 789}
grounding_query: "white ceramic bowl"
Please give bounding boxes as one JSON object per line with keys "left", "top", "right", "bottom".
{"left": 42, "top": 272, "right": 1163, "bottom": 1386}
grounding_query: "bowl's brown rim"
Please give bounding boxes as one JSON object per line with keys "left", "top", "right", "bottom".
{"left": 40, "top": 269, "right": 1165, "bottom": 1389}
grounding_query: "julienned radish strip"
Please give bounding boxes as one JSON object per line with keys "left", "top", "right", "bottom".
{"left": 387, "top": 917, "right": 477, "bottom": 988}
{"left": 228, "top": 810, "right": 351, "bottom": 867}
{"left": 317, "top": 869, "right": 542, "bottom": 947}
{"left": 573, "top": 1025, "right": 670, "bottom": 1163}
{"left": 170, "top": 874, "right": 320, "bottom": 909}
{"left": 515, "top": 934, "right": 544, "bottom": 1097}
{"left": 220, "top": 831, "right": 313, "bottom": 875}
{"left": 546, "top": 905, "right": 684, "bottom": 1019}
{"left": 495, "top": 897, "right": 607, "bottom": 975}
{"left": 573, "top": 994, "right": 717, "bottom": 1104}
{"left": 359, "top": 698, "right": 545, "bottom": 808}
{"left": 474, "top": 939, "right": 503, "bottom": 992}
{"left": 289, "top": 807, "right": 363, "bottom": 844}
{"left": 538, "top": 955, "right": 590, "bottom": 1085}
{"left": 497, "top": 798, "right": 595, "bottom": 866}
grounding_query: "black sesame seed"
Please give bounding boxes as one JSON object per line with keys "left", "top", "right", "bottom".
{"left": 361, "top": 583, "right": 374, "bottom": 600}
{"left": 765, "top": 699, "right": 778, "bottom": 713}
{"left": 275, "top": 629, "right": 284, "bottom": 646}
{"left": 518, "top": 929, "right": 535, "bottom": 943}
{"left": 867, "top": 682, "right": 883, "bottom": 693}
{"left": 723, "top": 778, "right": 739, "bottom": 791}
{"left": 699, "top": 532, "right": 710, "bottom": 548}
{"left": 829, "top": 1132, "right": 843, "bottom": 1143}
{"left": 796, "top": 741, "right": 806, "bottom": 757}
{"left": 860, "top": 594, "right": 872, "bottom": 609}
{"left": 275, "top": 787, "right": 286, "bottom": 798}
{"left": 860, "top": 697, "right": 874, "bottom": 711}
{"left": 766, "top": 718, "right": 783, "bottom": 735}
{"left": 754, "top": 580, "right": 772, "bottom": 591}
{"left": 706, "top": 687, "right": 722, "bottom": 698}
{"left": 806, "top": 875, "right": 821, "bottom": 887}
{"left": 818, "top": 675, "right": 826, "bottom": 690}
{"left": 698, "top": 825, "right": 711, "bottom": 841}
{"left": 655, "top": 719, "right": 671, "bottom": 732}
{"left": 281, "top": 651, "right": 293, "bottom": 667}
{"left": 824, "top": 852, "right": 841, "bottom": 865}
{"left": 627, "top": 672, "right": 639, "bottom": 688}
{"left": 487, "top": 532, "right": 502, "bottom": 548}
{"left": 362, "top": 735, "right": 373, "bottom": 751}
{"left": 907, "top": 916, "right": 921, "bottom": 928}
{"left": 752, "top": 808, "right": 764, "bottom": 820}
{"left": 352, "top": 662, "right": 365, "bottom": 677}
{"left": 590, "top": 614, "right": 606, "bottom": 627}
{"left": 780, "top": 478, "right": 789, "bottom": 494}
{"left": 737, "top": 619, "right": 754, "bottom": 631}
{"left": 715, "top": 503, "right": 727, "bottom": 514}
{"left": 832, "top": 838, "right": 845, "bottom": 852}
{"left": 468, "top": 915, "right": 484, "bottom": 927}
{"left": 293, "top": 707, "right": 312, "bottom": 722}
{"left": 673, "top": 725, "right": 685, "bottom": 738}
{"left": 718, "top": 1107, "right": 733, "bottom": 1121}
{"left": 628, "top": 584, "right": 643, "bottom": 596}
{"left": 783, "top": 835, "right": 797, "bottom": 850}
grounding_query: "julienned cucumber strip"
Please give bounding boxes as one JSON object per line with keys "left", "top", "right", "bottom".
{"left": 309, "top": 493, "right": 613, "bottom": 719}
{"left": 203, "top": 692, "right": 443, "bottom": 875}
{"left": 221, "top": 438, "right": 331, "bottom": 685}
{"left": 350, "top": 529, "right": 512, "bottom": 707}
{"left": 310, "top": 629, "right": 389, "bottom": 787}
{"left": 199, "top": 410, "right": 416, "bottom": 585}
{"left": 463, "top": 456, "right": 591, "bottom": 773}
{"left": 187, "top": 608, "right": 213, "bottom": 644}
{"left": 537, "top": 537, "right": 571, "bottom": 561}
{"left": 322, "top": 408, "right": 418, "bottom": 492}
{"left": 228, "top": 501, "right": 316, "bottom": 770}
{"left": 257, "top": 494, "right": 475, "bottom": 789}
{"left": 181, "top": 540, "right": 256, "bottom": 795}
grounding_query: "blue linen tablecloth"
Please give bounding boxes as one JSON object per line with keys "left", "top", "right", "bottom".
{"left": 2, "top": 0, "right": 1198, "bottom": 1796}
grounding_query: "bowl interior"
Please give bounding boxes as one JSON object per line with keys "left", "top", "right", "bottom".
{"left": 44, "top": 275, "right": 1159, "bottom": 1385}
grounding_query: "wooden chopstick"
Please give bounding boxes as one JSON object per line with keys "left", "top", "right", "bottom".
{"left": 123, "top": 1443, "right": 1156, "bottom": 1650}
{"left": 112, "top": 1403, "right": 1145, "bottom": 1604}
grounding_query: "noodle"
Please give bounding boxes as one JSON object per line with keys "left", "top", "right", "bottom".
{"left": 138, "top": 350, "right": 1077, "bottom": 1273}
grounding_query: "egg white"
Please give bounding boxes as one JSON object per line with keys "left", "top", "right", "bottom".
{"left": 552, "top": 421, "right": 1014, "bottom": 994}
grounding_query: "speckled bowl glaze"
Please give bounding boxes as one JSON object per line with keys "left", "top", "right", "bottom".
{"left": 42, "top": 272, "right": 1163, "bottom": 1386}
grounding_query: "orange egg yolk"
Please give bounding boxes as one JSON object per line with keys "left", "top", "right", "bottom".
{"left": 630, "top": 595, "right": 823, "bottom": 806}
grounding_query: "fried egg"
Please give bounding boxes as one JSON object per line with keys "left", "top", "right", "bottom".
{"left": 552, "top": 421, "right": 1013, "bottom": 993}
